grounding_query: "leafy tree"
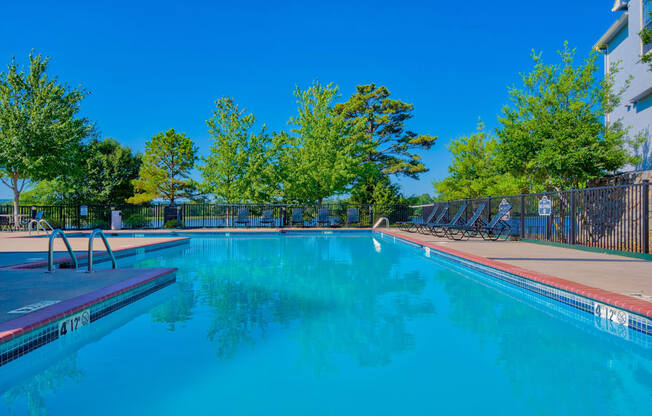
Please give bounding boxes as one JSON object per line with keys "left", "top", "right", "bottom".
{"left": 128, "top": 129, "right": 197, "bottom": 204}
{"left": 333, "top": 83, "right": 437, "bottom": 178}
{"left": 20, "top": 138, "right": 140, "bottom": 205}
{"left": 404, "top": 193, "right": 433, "bottom": 205}
{"left": 200, "top": 97, "right": 275, "bottom": 203}
{"left": 641, "top": 10, "right": 652, "bottom": 71}
{"left": 280, "top": 81, "right": 366, "bottom": 204}
{"left": 82, "top": 138, "right": 141, "bottom": 204}
{"left": 496, "top": 43, "right": 639, "bottom": 192}
{"left": 0, "top": 52, "right": 94, "bottom": 223}
{"left": 433, "top": 121, "right": 525, "bottom": 200}
{"left": 348, "top": 168, "right": 403, "bottom": 205}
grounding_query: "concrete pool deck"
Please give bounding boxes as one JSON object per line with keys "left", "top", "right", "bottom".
{"left": 0, "top": 234, "right": 190, "bottom": 269}
{"left": 378, "top": 228, "right": 652, "bottom": 318}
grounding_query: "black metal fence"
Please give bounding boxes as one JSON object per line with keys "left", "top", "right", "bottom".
{"left": 1, "top": 181, "right": 649, "bottom": 253}
{"left": 405, "top": 181, "right": 651, "bottom": 254}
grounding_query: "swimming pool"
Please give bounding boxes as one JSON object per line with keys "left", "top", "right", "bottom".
{"left": 1, "top": 233, "right": 651, "bottom": 414}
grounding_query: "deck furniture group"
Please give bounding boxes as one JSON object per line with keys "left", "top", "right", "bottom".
{"left": 397, "top": 202, "right": 512, "bottom": 241}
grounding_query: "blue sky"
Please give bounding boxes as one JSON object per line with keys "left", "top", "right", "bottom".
{"left": 0, "top": 1, "right": 619, "bottom": 200}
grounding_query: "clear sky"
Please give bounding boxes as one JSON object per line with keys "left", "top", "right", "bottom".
{"left": 0, "top": 1, "right": 619, "bottom": 200}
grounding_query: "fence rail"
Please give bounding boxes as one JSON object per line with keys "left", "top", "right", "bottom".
{"left": 1, "top": 180, "right": 649, "bottom": 254}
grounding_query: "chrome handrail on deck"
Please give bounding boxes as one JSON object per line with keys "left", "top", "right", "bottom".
{"left": 48, "top": 229, "right": 78, "bottom": 272}
{"left": 373, "top": 217, "right": 390, "bottom": 229}
{"left": 88, "top": 228, "right": 117, "bottom": 272}
{"left": 28, "top": 219, "right": 54, "bottom": 235}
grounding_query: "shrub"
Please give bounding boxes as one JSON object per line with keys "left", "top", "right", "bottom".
{"left": 164, "top": 219, "right": 179, "bottom": 229}
{"left": 124, "top": 213, "right": 149, "bottom": 228}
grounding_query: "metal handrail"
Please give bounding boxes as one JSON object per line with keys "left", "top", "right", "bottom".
{"left": 88, "top": 228, "right": 117, "bottom": 272}
{"left": 28, "top": 219, "right": 54, "bottom": 235}
{"left": 48, "top": 229, "right": 78, "bottom": 272}
{"left": 373, "top": 217, "right": 390, "bottom": 229}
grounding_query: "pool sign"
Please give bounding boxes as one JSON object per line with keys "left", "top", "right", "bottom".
{"left": 80, "top": 205, "right": 88, "bottom": 216}
{"left": 499, "top": 198, "right": 511, "bottom": 220}
{"left": 538, "top": 196, "right": 552, "bottom": 216}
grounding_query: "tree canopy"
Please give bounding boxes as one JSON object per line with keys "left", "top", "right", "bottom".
{"left": 433, "top": 121, "right": 524, "bottom": 200}
{"left": 280, "top": 82, "right": 366, "bottom": 204}
{"left": 21, "top": 138, "right": 140, "bottom": 205}
{"left": 0, "top": 52, "right": 93, "bottom": 221}
{"left": 496, "top": 43, "right": 638, "bottom": 191}
{"left": 128, "top": 129, "right": 197, "bottom": 204}
{"left": 333, "top": 83, "right": 437, "bottom": 179}
{"left": 200, "top": 97, "right": 275, "bottom": 203}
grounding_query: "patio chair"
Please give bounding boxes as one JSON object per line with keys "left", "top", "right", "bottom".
{"left": 414, "top": 205, "right": 441, "bottom": 233}
{"left": 291, "top": 208, "right": 304, "bottom": 227}
{"left": 397, "top": 205, "right": 438, "bottom": 232}
{"left": 21, "top": 210, "right": 44, "bottom": 231}
{"left": 317, "top": 207, "right": 331, "bottom": 227}
{"left": 477, "top": 203, "right": 513, "bottom": 241}
{"left": 260, "top": 209, "right": 275, "bottom": 227}
{"left": 445, "top": 202, "right": 488, "bottom": 240}
{"left": 234, "top": 208, "right": 250, "bottom": 227}
{"left": 421, "top": 205, "right": 449, "bottom": 234}
{"left": 430, "top": 202, "right": 468, "bottom": 237}
{"left": 0, "top": 215, "right": 12, "bottom": 231}
{"left": 346, "top": 207, "right": 360, "bottom": 227}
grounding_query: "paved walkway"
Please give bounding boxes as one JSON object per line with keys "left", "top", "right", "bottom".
{"left": 387, "top": 229, "right": 652, "bottom": 301}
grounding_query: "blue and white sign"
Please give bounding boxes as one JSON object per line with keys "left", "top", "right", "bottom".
{"left": 80, "top": 205, "right": 88, "bottom": 216}
{"left": 499, "top": 198, "right": 511, "bottom": 220}
{"left": 538, "top": 196, "right": 552, "bottom": 216}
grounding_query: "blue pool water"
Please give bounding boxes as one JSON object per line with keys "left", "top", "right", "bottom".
{"left": 1, "top": 233, "right": 651, "bottom": 415}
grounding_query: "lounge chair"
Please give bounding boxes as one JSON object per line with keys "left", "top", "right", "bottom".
{"left": 478, "top": 203, "right": 513, "bottom": 240}
{"left": 398, "top": 205, "right": 438, "bottom": 232}
{"left": 260, "top": 209, "right": 275, "bottom": 227}
{"left": 234, "top": 208, "right": 250, "bottom": 227}
{"left": 446, "top": 202, "right": 487, "bottom": 240}
{"left": 430, "top": 202, "right": 468, "bottom": 237}
{"left": 414, "top": 205, "right": 442, "bottom": 233}
{"left": 346, "top": 207, "right": 360, "bottom": 227}
{"left": 21, "top": 210, "right": 45, "bottom": 231}
{"left": 421, "top": 205, "right": 449, "bottom": 234}
{"left": 317, "top": 207, "right": 331, "bottom": 227}
{"left": 291, "top": 208, "right": 304, "bottom": 227}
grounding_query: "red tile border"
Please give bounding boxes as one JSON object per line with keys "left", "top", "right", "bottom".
{"left": 376, "top": 229, "right": 652, "bottom": 319}
{"left": 0, "top": 267, "right": 177, "bottom": 344}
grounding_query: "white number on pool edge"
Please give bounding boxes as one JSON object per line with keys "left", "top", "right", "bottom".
{"left": 594, "top": 303, "right": 628, "bottom": 327}
{"left": 58, "top": 309, "right": 91, "bottom": 336}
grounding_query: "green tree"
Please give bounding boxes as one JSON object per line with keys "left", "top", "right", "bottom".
{"left": 349, "top": 168, "right": 403, "bottom": 205}
{"left": 280, "top": 81, "right": 366, "bottom": 204}
{"left": 333, "top": 83, "right": 437, "bottom": 178}
{"left": 433, "top": 121, "right": 524, "bottom": 200}
{"left": 496, "top": 43, "right": 638, "bottom": 192}
{"left": 200, "top": 97, "right": 275, "bottom": 203}
{"left": 128, "top": 129, "right": 197, "bottom": 204}
{"left": 641, "top": 9, "right": 652, "bottom": 71}
{"left": 82, "top": 138, "right": 141, "bottom": 204}
{"left": 0, "top": 52, "right": 94, "bottom": 223}
{"left": 21, "top": 138, "right": 140, "bottom": 205}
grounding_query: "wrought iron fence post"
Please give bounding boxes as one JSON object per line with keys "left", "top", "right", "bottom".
{"left": 643, "top": 180, "right": 649, "bottom": 254}
{"left": 520, "top": 194, "right": 525, "bottom": 238}
{"left": 486, "top": 197, "right": 492, "bottom": 221}
{"left": 570, "top": 188, "right": 576, "bottom": 245}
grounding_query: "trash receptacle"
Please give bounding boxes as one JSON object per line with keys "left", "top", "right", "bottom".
{"left": 111, "top": 210, "right": 122, "bottom": 230}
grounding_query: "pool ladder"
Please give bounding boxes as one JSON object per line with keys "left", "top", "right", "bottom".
{"left": 48, "top": 228, "right": 117, "bottom": 273}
